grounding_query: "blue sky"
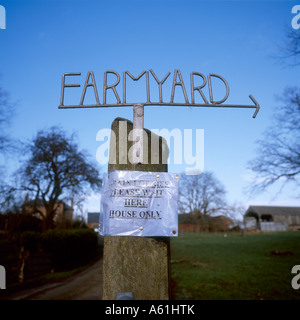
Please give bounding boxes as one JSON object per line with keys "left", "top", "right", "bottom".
{"left": 0, "top": 0, "right": 299, "bottom": 218}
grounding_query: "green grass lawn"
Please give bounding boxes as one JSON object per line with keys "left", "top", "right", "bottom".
{"left": 170, "top": 231, "right": 300, "bottom": 300}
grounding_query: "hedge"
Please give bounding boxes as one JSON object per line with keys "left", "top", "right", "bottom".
{"left": 21, "top": 229, "right": 101, "bottom": 271}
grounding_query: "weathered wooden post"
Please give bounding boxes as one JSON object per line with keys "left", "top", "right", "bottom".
{"left": 102, "top": 111, "right": 171, "bottom": 300}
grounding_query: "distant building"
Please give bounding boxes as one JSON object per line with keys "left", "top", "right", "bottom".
{"left": 244, "top": 206, "right": 300, "bottom": 231}
{"left": 22, "top": 198, "right": 73, "bottom": 223}
{"left": 87, "top": 212, "right": 100, "bottom": 232}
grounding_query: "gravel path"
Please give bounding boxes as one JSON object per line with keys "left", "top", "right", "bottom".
{"left": 6, "top": 258, "right": 103, "bottom": 300}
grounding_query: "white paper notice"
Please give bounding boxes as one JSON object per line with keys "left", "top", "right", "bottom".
{"left": 99, "top": 170, "right": 179, "bottom": 237}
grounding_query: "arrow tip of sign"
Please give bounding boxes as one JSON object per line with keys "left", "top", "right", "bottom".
{"left": 249, "top": 94, "right": 260, "bottom": 118}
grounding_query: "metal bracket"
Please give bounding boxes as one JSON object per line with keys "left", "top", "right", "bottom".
{"left": 132, "top": 103, "right": 144, "bottom": 164}
{"left": 115, "top": 292, "right": 134, "bottom": 300}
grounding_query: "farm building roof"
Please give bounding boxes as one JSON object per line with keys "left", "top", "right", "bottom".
{"left": 245, "top": 206, "right": 300, "bottom": 217}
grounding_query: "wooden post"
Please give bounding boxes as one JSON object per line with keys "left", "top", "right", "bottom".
{"left": 102, "top": 117, "right": 170, "bottom": 300}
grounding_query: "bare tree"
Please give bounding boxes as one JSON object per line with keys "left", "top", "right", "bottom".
{"left": 248, "top": 26, "right": 300, "bottom": 197}
{"left": 178, "top": 171, "right": 227, "bottom": 216}
{"left": 0, "top": 85, "right": 17, "bottom": 213}
{"left": 277, "top": 27, "right": 300, "bottom": 67}
{"left": 0, "top": 86, "right": 15, "bottom": 154}
{"left": 248, "top": 87, "right": 300, "bottom": 196}
{"left": 224, "top": 202, "right": 246, "bottom": 228}
{"left": 12, "top": 126, "right": 102, "bottom": 230}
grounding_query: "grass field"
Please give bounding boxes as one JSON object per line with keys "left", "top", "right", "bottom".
{"left": 170, "top": 231, "right": 300, "bottom": 300}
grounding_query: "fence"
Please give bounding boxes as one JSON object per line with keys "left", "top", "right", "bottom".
{"left": 260, "top": 222, "right": 287, "bottom": 231}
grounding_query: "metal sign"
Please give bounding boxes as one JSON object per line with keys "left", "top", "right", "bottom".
{"left": 99, "top": 170, "right": 179, "bottom": 237}
{"left": 58, "top": 69, "right": 260, "bottom": 118}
